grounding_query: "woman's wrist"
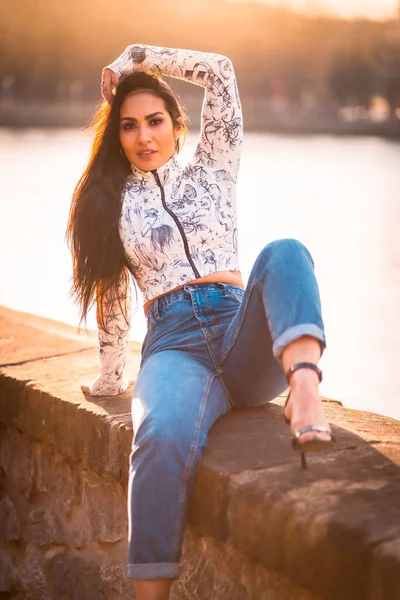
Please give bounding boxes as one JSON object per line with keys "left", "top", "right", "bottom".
{"left": 104, "top": 44, "right": 136, "bottom": 79}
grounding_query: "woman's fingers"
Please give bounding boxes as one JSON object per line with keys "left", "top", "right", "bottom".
{"left": 81, "top": 380, "right": 135, "bottom": 398}
{"left": 101, "top": 68, "right": 120, "bottom": 104}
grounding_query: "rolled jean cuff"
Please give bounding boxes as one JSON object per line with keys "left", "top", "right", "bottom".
{"left": 273, "top": 324, "right": 326, "bottom": 359}
{"left": 126, "top": 562, "right": 179, "bottom": 580}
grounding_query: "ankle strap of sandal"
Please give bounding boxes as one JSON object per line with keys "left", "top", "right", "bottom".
{"left": 286, "top": 362, "right": 323, "bottom": 385}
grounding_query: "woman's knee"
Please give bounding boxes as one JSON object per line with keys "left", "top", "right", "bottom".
{"left": 259, "top": 238, "right": 314, "bottom": 266}
{"left": 132, "top": 407, "right": 188, "bottom": 460}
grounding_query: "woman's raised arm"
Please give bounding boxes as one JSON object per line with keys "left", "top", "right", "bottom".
{"left": 104, "top": 44, "right": 243, "bottom": 180}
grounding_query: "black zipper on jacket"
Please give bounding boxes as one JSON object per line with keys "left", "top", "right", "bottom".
{"left": 152, "top": 170, "right": 201, "bottom": 279}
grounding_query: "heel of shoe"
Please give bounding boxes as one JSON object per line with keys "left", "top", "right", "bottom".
{"left": 284, "top": 362, "right": 333, "bottom": 470}
{"left": 283, "top": 392, "right": 291, "bottom": 424}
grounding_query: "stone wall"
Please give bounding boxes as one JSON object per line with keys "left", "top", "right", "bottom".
{"left": 0, "top": 425, "right": 133, "bottom": 600}
{"left": 1, "top": 306, "right": 400, "bottom": 600}
{"left": 0, "top": 421, "right": 322, "bottom": 600}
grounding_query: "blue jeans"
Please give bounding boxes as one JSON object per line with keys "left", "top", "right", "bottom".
{"left": 126, "top": 239, "right": 326, "bottom": 580}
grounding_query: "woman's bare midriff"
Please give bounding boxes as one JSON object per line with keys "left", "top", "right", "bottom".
{"left": 143, "top": 270, "right": 244, "bottom": 316}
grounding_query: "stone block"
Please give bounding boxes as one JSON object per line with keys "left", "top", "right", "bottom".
{"left": 0, "top": 493, "right": 21, "bottom": 540}
{"left": 27, "top": 507, "right": 65, "bottom": 547}
{"left": 17, "top": 545, "right": 50, "bottom": 600}
{"left": 69, "top": 527, "right": 86, "bottom": 549}
{"left": 82, "top": 471, "right": 128, "bottom": 543}
{"left": 36, "top": 443, "right": 80, "bottom": 515}
{"left": 189, "top": 462, "right": 230, "bottom": 543}
{"left": 0, "top": 430, "right": 35, "bottom": 499}
{"left": 65, "top": 505, "right": 90, "bottom": 550}
{"left": 174, "top": 528, "right": 320, "bottom": 600}
{"left": 369, "top": 538, "right": 400, "bottom": 600}
{"left": 100, "top": 562, "right": 135, "bottom": 598}
{"left": 0, "top": 553, "right": 16, "bottom": 593}
{"left": 118, "top": 419, "right": 134, "bottom": 494}
{"left": 48, "top": 554, "right": 107, "bottom": 600}
{"left": 86, "top": 414, "right": 122, "bottom": 481}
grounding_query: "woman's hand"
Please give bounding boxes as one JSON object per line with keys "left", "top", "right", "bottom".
{"left": 81, "top": 379, "right": 135, "bottom": 398}
{"left": 80, "top": 383, "right": 115, "bottom": 398}
{"left": 81, "top": 384, "right": 93, "bottom": 395}
{"left": 101, "top": 68, "right": 120, "bottom": 104}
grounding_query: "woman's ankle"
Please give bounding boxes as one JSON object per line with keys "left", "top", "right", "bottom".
{"left": 133, "top": 578, "right": 172, "bottom": 600}
{"left": 288, "top": 368, "right": 321, "bottom": 390}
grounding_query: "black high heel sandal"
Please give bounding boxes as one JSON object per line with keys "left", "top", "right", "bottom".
{"left": 284, "top": 362, "right": 334, "bottom": 470}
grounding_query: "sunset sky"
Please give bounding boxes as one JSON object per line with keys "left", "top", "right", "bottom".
{"left": 243, "top": 0, "right": 398, "bottom": 20}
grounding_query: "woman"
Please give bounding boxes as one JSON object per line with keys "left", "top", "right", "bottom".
{"left": 67, "top": 44, "right": 333, "bottom": 600}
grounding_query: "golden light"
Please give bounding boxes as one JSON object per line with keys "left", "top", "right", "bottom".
{"left": 236, "top": 0, "right": 398, "bottom": 20}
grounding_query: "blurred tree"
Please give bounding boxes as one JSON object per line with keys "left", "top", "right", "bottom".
{"left": 329, "top": 51, "right": 375, "bottom": 107}
{"left": 376, "top": 23, "right": 400, "bottom": 116}
{"left": 0, "top": 0, "right": 396, "bottom": 118}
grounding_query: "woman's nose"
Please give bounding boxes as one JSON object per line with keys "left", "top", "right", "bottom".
{"left": 138, "top": 127, "right": 151, "bottom": 143}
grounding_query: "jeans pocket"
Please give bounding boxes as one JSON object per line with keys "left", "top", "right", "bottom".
{"left": 225, "top": 285, "right": 245, "bottom": 306}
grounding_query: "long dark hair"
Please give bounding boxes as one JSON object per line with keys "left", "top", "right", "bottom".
{"left": 66, "top": 71, "right": 187, "bottom": 330}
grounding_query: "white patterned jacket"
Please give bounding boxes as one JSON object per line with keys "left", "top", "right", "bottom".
{"left": 87, "top": 44, "right": 243, "bottom": 396}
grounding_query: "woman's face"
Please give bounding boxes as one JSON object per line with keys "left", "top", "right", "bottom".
{"left": 119, "top": 92, "right": 179, "bottom": 171}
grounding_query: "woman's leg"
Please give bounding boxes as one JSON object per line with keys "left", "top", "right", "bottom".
{"left": 133, "top": 578, "right": 171, "bottom": 600}
{"left": 281, "top": 335, "right": 330, "bottom": 441}
{"left": 220, "top": 239, "right": 329, "bottom": 435}
{"left": 126, "top": 350, "right": 230, "bottom": 597}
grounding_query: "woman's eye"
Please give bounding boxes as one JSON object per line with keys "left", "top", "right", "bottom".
{"left": 122, "top": 123, "right": 135, "bottom": 131}
{"left": 150, "top": 119, "right": 163, "bottom": 126}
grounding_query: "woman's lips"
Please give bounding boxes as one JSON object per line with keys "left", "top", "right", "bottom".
{"left": 138, "top": 150, "right": 157, "bottom": 159}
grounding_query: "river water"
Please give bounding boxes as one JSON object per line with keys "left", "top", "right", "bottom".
{"left": 1, "top": 128, "right": 399, "bottom": 421}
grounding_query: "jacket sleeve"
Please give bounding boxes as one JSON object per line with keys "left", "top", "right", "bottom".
{"left": 106, "top": 44, "right": 243, "bottom": 181}
{"left": 85, "top": 276, "right": 132, "bottom": 396}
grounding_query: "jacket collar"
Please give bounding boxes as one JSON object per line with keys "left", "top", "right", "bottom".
{"left": 129, "top": 154, "right": 182, "bottom": 187}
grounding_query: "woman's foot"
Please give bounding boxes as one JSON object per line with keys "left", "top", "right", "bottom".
{"left": 284, "top": 370, "right": 332, "bottom": 444}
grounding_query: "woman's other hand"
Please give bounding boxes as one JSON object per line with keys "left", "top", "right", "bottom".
{"left": 101, "top": 68, "right": 120, "bottom": 104}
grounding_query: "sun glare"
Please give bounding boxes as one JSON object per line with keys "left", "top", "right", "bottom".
{"left": 242, "top": 0, "right": 398, "bottom": 20}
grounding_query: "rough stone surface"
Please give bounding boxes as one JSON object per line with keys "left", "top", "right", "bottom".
{"left": 0, "top": 553, "right": 16, "bottom": 592}
{"left": 65, "top": 505, "right": 90, "bottom": 550}
{"left": 227, "top": 454, "right": 400, "bottom": 600}
{"left": 100, "top": 562, "right": 135, "bottom": 598}
{"left": 82, "top": 471, "right": 128, "bottom": 543}
{"left": 370, "top": 538, "right": 400, "bottom": 600}
{"left": 36, "top": 443, "right": 80, "bottom": 515}
{"left": 48, "top": 554, "right": 107, "bottom": 600}
{"left": 118, "top": 418, "right": 135, "bottom": 495}
{"left": 27, "top": 507, "right": 65, "bottom": 547}
{"left": 0, "top": 305, "right": 96, "bottom": 366}
{"left": 0, "top": 493, "right": 21, "bottom": 540}
{"left": 0, "top": 430, "right": 35, "bottom": 499}
{"left": 173, "top": 527, "right": 321, "bottom": 600}
{"left": 17, "top": 545, "right": 50, "bottom": 600}
{"left": 0, "top": 306, "right": 139, "bottom": 479}
{"left": 69, "top": 527, "right": 86, "bottom": 550}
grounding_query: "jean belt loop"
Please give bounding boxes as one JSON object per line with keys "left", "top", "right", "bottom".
{"left": 216, "top": 282, "right": 227, "bottom": 296}
{"left": 152, "top": 297, "right": 160, "bottom": 320}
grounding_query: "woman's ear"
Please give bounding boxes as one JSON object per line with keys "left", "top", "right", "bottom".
{"left": 175, "top": 116, "right": 184, "bottom": 132}
{"left": 173, "top": 119, "right": 182, "bottom": 150}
